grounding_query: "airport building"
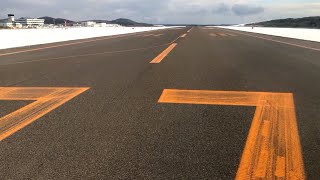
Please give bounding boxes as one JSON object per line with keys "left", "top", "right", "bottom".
{"left": 0, "top": 20, "right": 13, "bottom": 28}
{"left": 15, "top": 17, "right": 45, "bottom": 27}
{"left": 0, "top": 14, "right": 44, "bottom": 28}
{"left": 81, "top": 21, "right": 96, "bottom": 27}
{"left": 81, "top": 21, "right": 121, "bottom": 27}
{"left": 0, "top": 14, "right": 14, "bottom": 28}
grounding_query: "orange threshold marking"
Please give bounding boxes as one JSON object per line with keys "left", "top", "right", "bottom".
{"left": 0, "top": 87, "right": 89, "bottom": 141}
{"left": 158, "top": 89, "right": 305, "bottom": 179}
{"left": 180, "top": 34, "right": 187, "bottom": 38}
{"left": 150, "top": 43, "right": 177, "bottom": 64}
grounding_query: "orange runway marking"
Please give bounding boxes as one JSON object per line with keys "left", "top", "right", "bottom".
{"left": 150, "top": 43, "right": 177, "bottom": 64}
{"left": 180, "top": 34, "right": 187, "bottom": 38}
{"left": 0, "top": 87, "right": 89, "bottom": 141}
{"left": 158, "top": 89, "right": 305, "bottom": 179}
{"left": 0, "top": 41, "right": 177, "bottom": 67}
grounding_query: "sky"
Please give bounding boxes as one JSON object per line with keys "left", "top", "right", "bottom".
{"left": 1, "top": 0, "right": 320, "bottom": 24}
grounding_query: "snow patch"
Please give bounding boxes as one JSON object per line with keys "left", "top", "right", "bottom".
{"left": 216, "top": 26, "right": 320, "bottom": 43}
{"left": 0, "top": 26, "right": 177, "bottom": 50}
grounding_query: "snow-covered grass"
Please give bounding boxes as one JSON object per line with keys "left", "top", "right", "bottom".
{"left": 0, "top": 26, "right": 176, "bottom": 50}
{"left": 216, "top": 26, "right": 320, "bottom": 43}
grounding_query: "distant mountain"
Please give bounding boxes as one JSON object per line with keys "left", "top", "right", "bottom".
{"left": 247, "top": 16, "right": 320, "bottom": 29}
{"left": 39, "top": 16, "right": 74, "bottom": 24}
{"left": 39, "top": 16, "right": 152, "bottom": 26}
{"left": 85, "top": 20, "right": 111, "bottom": 23}
{"left": 110, "top": 18, "right": 152, "bottom": 27}
{"left": 82, "top": 18, "right": 152, "bottom": 26}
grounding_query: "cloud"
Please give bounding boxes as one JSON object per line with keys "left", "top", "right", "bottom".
{"left": 232, "top": 4, "right": 264, "bottom": 16}
{"left": 0, "top": 0, "right": 319, "bottom": 24}
{"left": 212, "top": 3, "right": 230, "bottom": 14}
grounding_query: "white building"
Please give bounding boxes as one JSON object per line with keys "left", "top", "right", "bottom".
{"left": 81, "top": 21, "right": 121, "bottom": 27}
{"left": 81, "top": 21, "right": 96, "bottom": 27}
{"left": 105, "top": 24, "right": 121, "bottom": 27}
{"left": 0, "top": 20, "right": 13, "bottom": 28}
{"left": 95, "top": 23, "right": 107, "bottom": 27}
{"left": 8, "top": 14, "right": 15, "bottom": 22}
{"left": 72, "top": 23, "right": 82, "bottom": 27}
{"left": 15, "top": 23, "right": 23, "bottom": 28}
{"left": 15, "top": 18, "right": 45, "bottom": 27}
{"left": 0, "top": 14, "right": 14, "bottom": 28}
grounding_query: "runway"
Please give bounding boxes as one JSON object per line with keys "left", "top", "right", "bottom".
{"left": 1, "top": 27, "right": 319, "bottom": 179}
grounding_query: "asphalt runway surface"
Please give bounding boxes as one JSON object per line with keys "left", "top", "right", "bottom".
{"left": 0, "top": 27, "right": 319, "bottom": 179}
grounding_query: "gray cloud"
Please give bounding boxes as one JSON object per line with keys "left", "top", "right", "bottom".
{"left": 212, "top": 3, "right": 230, "bottom": 14}
{"left": 232, "top": 4, "right": 264, "bottom": 16}
{"left": 0, "top": 0, "right": 318, "bottom": 24}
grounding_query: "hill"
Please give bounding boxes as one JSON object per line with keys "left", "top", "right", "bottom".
{"left": 39, "top": 17, "right": 152, "bottom": 26}
{"left": 110, "top": 18, "right": 152, "bottom": 27}
{"left": 83, "top": 18, "right": 152, "bottom": 26}
{"left": 247, "top": 16, "right": 320, "bottom": 28}
{"left": 85, "top": 20, "right": 111, "bottom": 24}
{"left": 39, "top": 16, "right": 74, "bottom": 24}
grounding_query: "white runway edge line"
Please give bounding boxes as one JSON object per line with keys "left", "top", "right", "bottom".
{"left": 215, "top": 26, "right": 320, "bottom": 52}
{"left": 216, "top": 26, "right": 320, "bottom": 43}
{"left": 0, "top": 26, "right": 184, "bottom": 50}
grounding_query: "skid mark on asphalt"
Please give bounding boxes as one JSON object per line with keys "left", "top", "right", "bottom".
{"left": 227, "top": 33, "right": 237, "bottom": 36}
{"left": 142, "top": 34, "right": 164, "bottom": 37}
{"left": 150, "top": 43, "right": 177, "bottom": 63}
{"left": 0, "top": 87, "right": 89, "bottom": 141}
{"left": 210, "top": 33, "right": 236, "bottom": 37}
{"left": 158, "top": 89, "right": 305, "bottom": 179}
{"left": 154, "top": 34, "right": 164, "bottom": 37}
{"left": 201, "top": 27, "right": 215, "bottom": 30}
